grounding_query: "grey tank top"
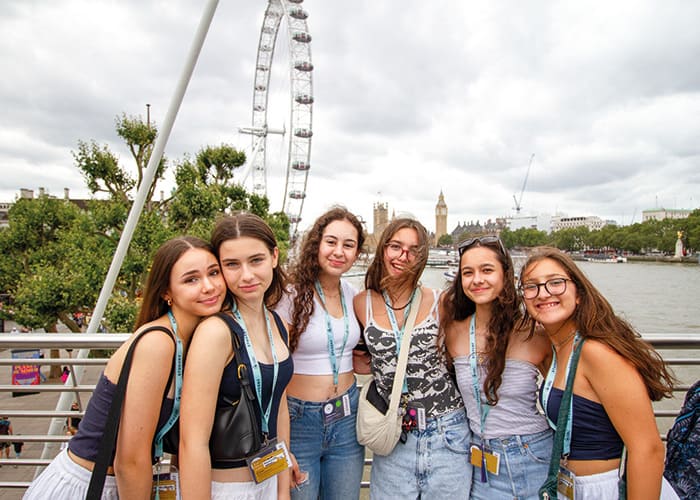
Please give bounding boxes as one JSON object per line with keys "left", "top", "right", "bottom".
{"left": 455, "top": 357, "right": 550, "bottom": 439}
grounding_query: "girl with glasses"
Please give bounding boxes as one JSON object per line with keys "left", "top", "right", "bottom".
{"left": 353, "top": 218, "right": 471, "bottom": 499}
{"left": 520, "top": 247, "right": 676, "bottom": 499}
{"left": 275, "top": 207, "right": 366, "bottom": 499}
{"left": 440, "top": 235, "right": 553, "bottom": 499}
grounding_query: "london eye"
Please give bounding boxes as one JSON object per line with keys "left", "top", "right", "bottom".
{"left": 239, "top": 0, "right": 313, "bottom": 238}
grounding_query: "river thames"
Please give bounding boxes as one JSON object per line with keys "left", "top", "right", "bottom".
{"left": 347, "top": 260, "right": 700, "bottom": 334}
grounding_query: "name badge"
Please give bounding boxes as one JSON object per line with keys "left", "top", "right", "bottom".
{"left": 246, "top": 438, "right": 292, "bottom": 484}
{"left": 557, "top": 463, "right": 576, "bottom": 500}
{"left": 470, "top": 444, "right": 500, "bottom": 475}
{"left": 151, "top": 464, "right": 180, "bottom": 500}
{"left": 403, "top": 403, "right": 426, "bottom": 432}
{"left": 323, "top": 394, "right": 351, "bottom": 424}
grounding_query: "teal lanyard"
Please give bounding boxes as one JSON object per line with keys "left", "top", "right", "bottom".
{"left": 468, "top": 315, "right": 491, "bottom": 482}
{"left": 468, "top": 315, "right": 490, "bottom": 437}
{"left": 233, "top": 302, "right": 279, "bottom": 435}
{"left": 314, "top": 280, "right": 350, "bottom": 391}
{"left": 541, "top": 332, "right": 581, "bottom": 458}
{"left": 153, "top": 310, "right": 183, "bottom": 460}
{"left": 382, "top": 288, "right": 417, "bottom": 393}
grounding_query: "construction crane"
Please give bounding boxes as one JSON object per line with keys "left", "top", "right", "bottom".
{"left": 513, "top": 153, "right": 535, "bottom": 214}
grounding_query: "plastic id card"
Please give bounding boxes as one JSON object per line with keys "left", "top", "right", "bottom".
{"left": 151, "top": 465, "right": 180, "bottom": 500}
{"left": 469, "top": 445, "right": 500, "bottom": 475}
{"left": 557, "top": 464, "right": 576, "bottom": 500}
{"left": 246, "top": 438, "right": 292, "bottom": 484}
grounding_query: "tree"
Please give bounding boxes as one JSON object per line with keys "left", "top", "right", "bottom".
{"left": 438, "top": 234, "right": 453, "bottom": 247}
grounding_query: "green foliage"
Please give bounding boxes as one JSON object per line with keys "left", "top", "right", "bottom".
{"left": 438, "top": 234, "right": 454, "bottom": 246}
{"left": 104, "top": 294, "right": 139, "bottom": 333}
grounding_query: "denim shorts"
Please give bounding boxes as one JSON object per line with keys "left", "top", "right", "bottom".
{"left": 369, "top": 407, "right": 472, "bottom": 499}
{"left": 470, "top": 428, "right": 553, "bottom": 500}
{"left": 287, "top": 382, "right": 365, "bottom": 500}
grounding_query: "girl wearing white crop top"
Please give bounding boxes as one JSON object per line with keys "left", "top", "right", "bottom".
{"left": 440, "top": 235, "right": 553, "bottom": 499}
{"left": 276, "top": 207, "right": 365, "bottom": 500}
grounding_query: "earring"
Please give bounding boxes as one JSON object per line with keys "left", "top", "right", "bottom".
{"left": 167, "top": 298, "right": 172, "bottom": 306}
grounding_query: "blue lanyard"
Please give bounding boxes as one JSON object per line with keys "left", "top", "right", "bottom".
{"left": 382, "top": 288, "right": 417, "bottom": 393}
{"left": 540, "top": 332, "right": 581, "bottom": 458}
{"left": 314, "top": 280, "right": 350, "bottom": 391}
{"left": 153, "top": 310, "right": 183, "bottom": 460}
{"left": 468, "top": 315, "right": 490, "bottom": 437}
{"left": 233, "top": 302, "right": 279, "bottom": 435}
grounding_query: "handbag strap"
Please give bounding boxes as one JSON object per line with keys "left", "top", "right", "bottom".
{"left": 540, "top": 337, "right": 586, "bottom": 499}
{"left": 86, "top": 326, "right": 176, "bottom": 500}
{"left": 387, "top": 288, "right": 423, "bottom": 415}
{"left": 215, "top": 312, "right": 257, "bottom": 403}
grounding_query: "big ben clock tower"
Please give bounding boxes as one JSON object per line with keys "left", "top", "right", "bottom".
{"left": 435, "top": 190, "right": 447, "bottom": 246}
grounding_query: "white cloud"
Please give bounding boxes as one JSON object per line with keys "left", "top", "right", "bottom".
{"left": 1, "top": 0, "right": 698, "bottom": 233}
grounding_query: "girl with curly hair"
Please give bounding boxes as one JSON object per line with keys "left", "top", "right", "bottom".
{"left": 440, "top": 235, "right": 552, "bottom": 499}
{"left": 520, "top": 247, "right": 677, "bottom": 499}
{"left": 276, "top": 206, "right": 366, "bottom": 500}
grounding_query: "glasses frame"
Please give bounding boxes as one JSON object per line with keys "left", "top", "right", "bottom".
{"left": 458, "top": 235, "right": 506, "bottom": 257}
{"left": 519, "top": 277, "right": 572, "bottom": 299}
{"left": 384, "top": 241, "right": 420, "bottom": 259}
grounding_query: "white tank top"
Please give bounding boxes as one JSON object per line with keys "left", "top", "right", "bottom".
{"left": 276, "top": 279, "right": 361, "bottom": 375}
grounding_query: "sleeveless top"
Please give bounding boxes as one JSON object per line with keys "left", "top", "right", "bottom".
{"left": 276, "top": 280, "right": 361, "bottom": 375}
{"left": 455, "top": 358, "right": 550, "bottom": 439}
{"left": 69, "top": 373, "right": 173, "bottom": 464}
{"left": 543, "top": 387, "right": 623, "bottom": 460}
{"left": 363, "top": 289, "right": 463, "bottom": 418}
{"left": 213, "top": 310, "right": 294, "bottom": 469}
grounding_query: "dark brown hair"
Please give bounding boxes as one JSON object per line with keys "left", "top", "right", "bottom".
{"left": 210, "top": 212, "right": 287, "bottom": 308}
{"left": 287, "top": 207, "right": 365, "bottom": 351}
{"left": 440, "top": 237, "right": 521, "bottom": 405}
{"left": 365, "top": 218, "right": 429, "bottom": 294}
{"left": 520, "top": 247, "right": 675, "bottom": 401}
{"left": 134, "top": 236, "right": 215, "bottom": 329}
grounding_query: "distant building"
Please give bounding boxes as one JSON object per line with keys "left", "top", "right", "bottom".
{"left": 551, "top": 215, "right": 605, "bottom": 232}
{"left": 0, "top": 188, "right": 91, "bottom": 228}
{"left": 434, "top": 191, "right": 447, "bottom": 246}
{"left": 373, "top": 202, "right": 389, "bottom": 239}
{"left": 642, "top": 208, "right": 692, "bottom": 222}
{"left": 506, "top": 214, "right": 552, "bottom": 233}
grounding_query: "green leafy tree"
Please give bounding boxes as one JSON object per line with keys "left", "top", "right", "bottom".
{"left": 438, "top": 234, "right": 453, "bottom": 247}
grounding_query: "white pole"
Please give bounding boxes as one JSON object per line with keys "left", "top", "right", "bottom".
{"left": 38, "top": 0, "right": 221, "bottom": 471}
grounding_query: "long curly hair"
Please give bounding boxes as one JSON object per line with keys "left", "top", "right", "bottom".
{"left": 286, "top": 207, "right": 365, "bottom": 352}
{"left": 439, "top": 237, "right": 521, "bottom": 405}
{"left": 364, "top": 218, "right": 429, "bottom": 294}
{"left": 210, "top": 212, "right": 287, "bottom": 309}
{"left": 520, "top": 247, "right": 675, "bottom": 401}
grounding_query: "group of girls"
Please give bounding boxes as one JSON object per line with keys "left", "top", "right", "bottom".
{"left": 24, "top": 206, "right": 678, "bottom": 500}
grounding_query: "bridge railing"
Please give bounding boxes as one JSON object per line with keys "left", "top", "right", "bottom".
{"left": 0, "top": 333, "right": 698, "bottom": 492}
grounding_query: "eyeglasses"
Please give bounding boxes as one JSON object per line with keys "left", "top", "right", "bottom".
{"left": 520, "top": 278, "right": 572, "bottom": 299}
{"left": 385, "top": 241, "right": 420, "bottom": 259}
{"left": 458, "top": 235, "right": 506, "bottom": 256}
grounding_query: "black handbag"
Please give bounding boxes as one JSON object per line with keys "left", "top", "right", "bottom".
{"left": 209, "top": 313, "right": 263, "bottom": 463}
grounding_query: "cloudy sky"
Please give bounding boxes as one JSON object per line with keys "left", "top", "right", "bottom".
{"left": 2, "top": 0, "right": 699, "bottom": 235}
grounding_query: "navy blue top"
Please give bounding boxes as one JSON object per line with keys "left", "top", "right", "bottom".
{"left": 69, "top": 373, "right": 174, "bottom": 464}
{"left": 543, "top": 387, "right": 623, "bottom": 460}
{"left": 212, "top": 310, "right": 293, "bottom": 469}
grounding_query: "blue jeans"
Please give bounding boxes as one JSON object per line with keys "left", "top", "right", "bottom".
{"left": 287, "top": 382, "right": 365, "bottom": 500}
{"left": 471, "top": 428, "right": 553, "bottom": 500}
{"left": 370, "top": 407, "right": 472, "bottom": 500}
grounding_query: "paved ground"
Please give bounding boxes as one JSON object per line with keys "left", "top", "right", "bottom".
{"left": 0, "top": 345, "right": 101, "bottom": 500}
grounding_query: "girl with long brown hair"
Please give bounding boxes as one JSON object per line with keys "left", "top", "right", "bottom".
{"left": 354, "top": 217, "right": 471, "bottom": 498}
{"left": 276, "top": 206, "right": 365, "bottom": 499}
{"left": 520, "top": 247, "right": 676, "bottom": 499}
{"left": 440, "top": 235, "right": 552, "bottom": 499}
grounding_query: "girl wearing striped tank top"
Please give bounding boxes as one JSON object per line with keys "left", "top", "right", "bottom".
{"left": 440, "top": 235, "right": 553, "bottom": 499}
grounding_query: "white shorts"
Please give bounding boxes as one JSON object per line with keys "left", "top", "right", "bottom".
{"left": 23, "top": 448, "right": 119, "bottom": 500}
{"left": 211, "top": 475, "right": 277, "bottom": 500}
{"left": 565, "top": 468, "right": 679, "bottom": 500}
